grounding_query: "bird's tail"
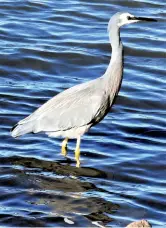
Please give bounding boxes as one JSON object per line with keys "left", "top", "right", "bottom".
{"left": 11, "top": 121, "right": 34, "bottom": 138}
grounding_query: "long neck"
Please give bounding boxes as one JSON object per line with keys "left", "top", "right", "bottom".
{"left": 109, "top": 25, "right": 121, "bottom": 53}
{"left": 103, "top": 25, "right": 123, "bottom": 100}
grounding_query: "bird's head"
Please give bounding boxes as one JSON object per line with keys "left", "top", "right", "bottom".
{"left": 108, "top": 12, "right": 157, "bottom": 32}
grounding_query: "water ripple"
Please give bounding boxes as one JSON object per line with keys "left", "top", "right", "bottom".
{"left": 0, "top": 0, "right": 165, "bottom": 227}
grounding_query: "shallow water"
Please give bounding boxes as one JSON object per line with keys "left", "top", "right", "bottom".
{"left": 0, "top": 0, "right": 166, "bottom": 227}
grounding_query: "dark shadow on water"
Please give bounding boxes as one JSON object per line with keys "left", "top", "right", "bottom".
{"left": 34, "top": 193, "right": 118, "bottom": 226}
{"left": 1, "top": 155, "right": 107, "bottom": 178}
{"left": 0, "top": 156, "right": 119, "bottom": 226}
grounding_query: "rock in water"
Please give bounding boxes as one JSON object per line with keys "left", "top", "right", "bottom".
{"left": 126, "top": 219, "right": 151, "bottom": 228}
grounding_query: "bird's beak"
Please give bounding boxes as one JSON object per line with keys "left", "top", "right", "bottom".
{"left": 131, "top": 16, "right": 157, "bottom": 22}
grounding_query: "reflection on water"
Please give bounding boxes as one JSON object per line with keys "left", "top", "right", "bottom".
{"left": 0, "top": 0, "right": 166, "bottom": 227}
{"left": 0, "top": 156, "right": 118, "bottom": 226}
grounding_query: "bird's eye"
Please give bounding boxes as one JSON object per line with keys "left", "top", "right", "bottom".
{"left": 127, "top": 16, "right": 131, "bottom": 20}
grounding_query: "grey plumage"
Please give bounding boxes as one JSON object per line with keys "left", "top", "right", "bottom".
{"left": 11, "top": 12, "right": 156, "bottom": 167}
{"left": 11, "top": 77, "right": 109, "bottom": 138}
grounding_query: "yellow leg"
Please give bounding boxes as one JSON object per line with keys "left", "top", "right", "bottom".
{"left": 75, "top": 136, "right": 81, "bottom": 168}
{"left": 61, "top": 138, "right": 68, "bottom": 157}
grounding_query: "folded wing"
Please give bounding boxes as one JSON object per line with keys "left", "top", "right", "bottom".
{"left": 11, "top": 78, "right": 109, "bottom": 137}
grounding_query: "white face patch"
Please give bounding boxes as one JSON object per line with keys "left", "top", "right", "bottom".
{"left": 118, "top": 13, "right": 138, "bottom": 27}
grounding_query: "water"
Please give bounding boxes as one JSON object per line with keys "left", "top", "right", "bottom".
{"left": 0, "top": 0, "right": 166, "bottom": 227}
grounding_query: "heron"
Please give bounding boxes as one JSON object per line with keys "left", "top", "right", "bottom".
{"left": 11, "top": 12, "right": 156, "bottom": 167}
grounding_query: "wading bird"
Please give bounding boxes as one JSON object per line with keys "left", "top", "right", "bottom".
{"left": 11, "top": 12, "right": 156, "bottom": 167}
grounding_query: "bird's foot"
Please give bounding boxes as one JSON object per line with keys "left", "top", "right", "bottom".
{"left": 61, "top": 146, "right": 67, "bottom": 157}
{"left": 75, "top": 148, "right": 80, "bottom": 168}
{"left": 61, "top": 138, "right": 68, "bottom": 157}
{"left": 76, "top": 161, "right": 80, "bottom": 168}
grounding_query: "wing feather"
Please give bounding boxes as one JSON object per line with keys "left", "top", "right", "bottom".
{"left": 19, "top": 77, "right": 109, "bottom": 133}
{"left": 34, "top": 78, "right": 109, "bottom": 132}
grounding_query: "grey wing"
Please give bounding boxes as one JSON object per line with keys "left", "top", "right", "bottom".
{"left": 19, "top": 78, "right": 109, "bottom": 133}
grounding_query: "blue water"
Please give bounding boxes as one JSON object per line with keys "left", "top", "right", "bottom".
{"left": 0, "top": 0, "right": 166, "bottom": 227}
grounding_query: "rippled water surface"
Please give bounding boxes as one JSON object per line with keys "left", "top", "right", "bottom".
{"left": 0, "top": 0, "right": 166, "bottom": 227}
